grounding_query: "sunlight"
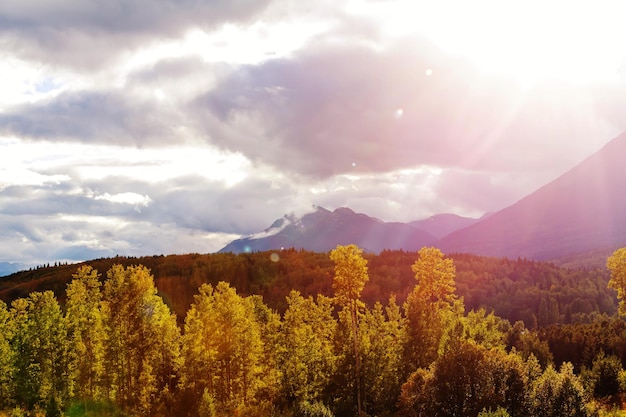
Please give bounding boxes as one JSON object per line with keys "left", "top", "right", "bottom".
{"left": 0, "top": 57, "right": 66, "bottom": 108}
{"left": 349, "top": 0, "right": 626, "bottom": 85}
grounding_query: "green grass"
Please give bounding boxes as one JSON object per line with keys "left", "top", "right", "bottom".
{"left": 65, "top": 401, "right": 129, "bottom": 417}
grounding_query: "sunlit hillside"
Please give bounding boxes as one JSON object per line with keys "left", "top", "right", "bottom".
{"left": 1, "top": 247, "right": 626, "bottom": 416}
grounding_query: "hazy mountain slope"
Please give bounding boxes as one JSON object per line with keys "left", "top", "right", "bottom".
{"left": 220, "top": 206, "right": 438, "bottom": 253}
{"left": 439, "top": 132, "right": 626, "bottom": 259}
{"left": 409, "top": 213, "right": 480, "bottom": 239}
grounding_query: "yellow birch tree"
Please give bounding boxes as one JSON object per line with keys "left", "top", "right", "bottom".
{"left": 330, "top": 244, "right": 369, "bottom": 416}
{"left": 607, "top": 248, "right": 626, "bottom": 316}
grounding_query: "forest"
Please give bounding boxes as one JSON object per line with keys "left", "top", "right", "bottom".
{"left": 1, "top": 246, "right": 626, "bottom": 417}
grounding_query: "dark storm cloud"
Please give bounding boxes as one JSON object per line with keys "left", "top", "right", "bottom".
{"left": 0, "top": 0, "right": 274, "bottom": 68}
{"left": 193, "top": 37, "right": 617, "bottom": 179}
{"left": 0, "top": 91, "right": 184, "bottom": 145}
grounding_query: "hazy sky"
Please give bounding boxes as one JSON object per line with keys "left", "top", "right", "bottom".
{"left": 1, "top": 0, "right": 626, "bottom": 266}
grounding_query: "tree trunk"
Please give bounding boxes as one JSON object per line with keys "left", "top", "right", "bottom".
{"left": 351, "top": 301, "right": 362, "bottom": 416}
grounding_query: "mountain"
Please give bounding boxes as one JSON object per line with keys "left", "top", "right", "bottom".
{"left": 439, "top": 132, "right": 626, "bottom": 260}
{"left": 220, "top": 206, "right": 439, "bottom": 253}
{"left": 221, "top": 133, "right": 626, "bottom": 260}
{"left": 409, "top": 213, "right": 481, "bottom": 239}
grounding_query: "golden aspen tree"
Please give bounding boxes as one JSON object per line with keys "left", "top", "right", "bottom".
{"left": 182, "top": 282, "right": 263, "bottom": 414}
{"left": 330, "top": 244, "right": 369, "bottom": 416}
{"left": 65, "top": 266, "right": 106, "bottom": 404}
{"left": 10, "top": 292, "right": 70, "bottom": 414}
{"left": 279, "top": 291, "right": 337, "bottom": 407}
{"left": 0, "top": 301, "right": 15, "bottom": 409}
{"left": 248, "top": 295, "right": 282, "bottom": 409}
{"left": 360, "top": 297, "right": 406, "bottom": 415}
{"left": 102, "top": 264, "right": 180, "bottom": 415}
{"left": 607, "top": 248, "right": 626, "bottom": 316}
{"left": 405, "top": 247, "right": 459, "bottom": 370}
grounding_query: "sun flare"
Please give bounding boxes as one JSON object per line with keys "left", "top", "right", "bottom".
{"left": 351, "top": 0, "right": 626, "bottom": 86}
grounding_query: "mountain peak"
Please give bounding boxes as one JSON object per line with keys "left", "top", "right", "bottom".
{"left": 333, "top": 207, "right": 355, "bottom": 215}
{"left": 220, "top": 207, "right": 438, "bottom": 253}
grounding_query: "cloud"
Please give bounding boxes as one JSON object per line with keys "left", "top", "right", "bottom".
{"left": 0, "top": 90, "right": 186, "bottom": 145}
{"left": 0, "top": 211, "right": 239, "bottom": 265}
{"left": 2, "top": 0, "right": 625, "bottom": 266}
{"left": 0, "top": 172, "right": 290, "bottom": 264}
{"left": 0, "top": 0, "right": 275, "bottom": 69}
{"left": 192, "top": 36, "right": 621, "bottom": 179}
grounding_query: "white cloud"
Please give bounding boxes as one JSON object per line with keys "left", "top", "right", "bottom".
{"left": 94, "top": 192, "right": 152, "bottom": 207}
{"left": 0, "top": 0, "right": 625, "bottom": 266}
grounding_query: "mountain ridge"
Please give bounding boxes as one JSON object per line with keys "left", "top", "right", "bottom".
{"left": 438, "top": 132, "right": 626, "bottom": 260}
{"left": 219, "top": 206, "right": 477, "bottom": 254}
{"left": 221, "top": 132, "right": 626, "bottom": 262}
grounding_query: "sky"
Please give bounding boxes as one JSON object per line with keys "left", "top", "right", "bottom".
{"left": 1, "top": 0, "right": 626, "bottom": 267}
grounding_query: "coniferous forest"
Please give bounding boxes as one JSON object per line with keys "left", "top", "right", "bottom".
{"left": 1, "top": 246, "right": 626, "bottom": 417}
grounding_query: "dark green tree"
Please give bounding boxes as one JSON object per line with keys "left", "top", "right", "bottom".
{"left": 399, "top": 341, "right": 530, "bottom": 417}
{"left": 586, "top": 351, "right": 622, "bottom": 399}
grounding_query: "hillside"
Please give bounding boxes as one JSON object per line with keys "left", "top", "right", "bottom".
{"left": 439, "top": 132, "right": 626, "bottom": 260}
{"left": 0, "top": 250, "right": 614, "bottom": 328}
{"left": 409, "top": 213, "right": 481, "bottom": 239}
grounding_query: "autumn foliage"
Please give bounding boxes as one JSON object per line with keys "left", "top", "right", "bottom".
{"left": 0, "top": 247, "right": 625, "bottom": 416}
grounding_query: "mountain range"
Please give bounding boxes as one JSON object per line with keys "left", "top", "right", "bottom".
{"left": 219, "top": 207, "right": 471, "bottom": 254}
{"left": 221, "top": 132, "right": 626, "bottom": 262}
